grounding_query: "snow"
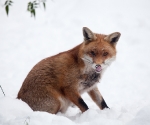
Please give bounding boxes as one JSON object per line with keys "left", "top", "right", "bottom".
{"left": 0, "top": 0, "right": 150, "bottom": 124}
{"left": 127, "top": 105, "right": 150, "bottom": 125}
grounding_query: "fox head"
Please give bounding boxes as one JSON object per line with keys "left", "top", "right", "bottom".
{"left": 80, "top": 27, "right": 121, "bottom": 73}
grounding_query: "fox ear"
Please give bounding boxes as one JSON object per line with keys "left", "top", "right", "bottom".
{"left": 104, "top": 32, "right": 121, "bottom": 45}
{"left": 83, "top": 27, "right": 96, "bottom": 42}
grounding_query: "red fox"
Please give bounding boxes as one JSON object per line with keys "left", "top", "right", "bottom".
{"left": 17, "top": 27, "right": 121, "bottom": 114}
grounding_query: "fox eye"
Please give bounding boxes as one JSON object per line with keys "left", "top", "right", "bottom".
{"left": 90, "top": 51, "right": 96, "bottom": 57}
{"left": 103, "top": 52, "right": 108, "bottom": 56}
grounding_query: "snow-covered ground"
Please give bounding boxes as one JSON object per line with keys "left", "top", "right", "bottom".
{"left": 0, "top": 0, "right": 150, "bottom": 124}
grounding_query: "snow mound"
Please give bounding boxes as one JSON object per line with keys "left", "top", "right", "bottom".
{"left": 0, "top": 97, "right": 136, "bottom": 125}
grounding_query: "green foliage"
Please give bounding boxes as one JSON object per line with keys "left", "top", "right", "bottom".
{"left": 4, "top": 0, "right": 13, "bottom": 16}
{"left": 4, "top": 0, "right": 46, "bottom": 18}
{"left": 27, "top": 0, "right": 46, "bottom": 17}
{"left": 27, "top": 1, "right": 38, "bottom": 17}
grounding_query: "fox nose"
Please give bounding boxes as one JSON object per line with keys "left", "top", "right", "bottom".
{"left": 95, "top": 64, "right": 101, "bottom": 68}
{"left": 95, "top": 64, "right": 102, "bottom": 72}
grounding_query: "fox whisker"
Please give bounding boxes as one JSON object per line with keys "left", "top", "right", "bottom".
{"left": 81, "top": 57, "right": 93, "bottom": 64}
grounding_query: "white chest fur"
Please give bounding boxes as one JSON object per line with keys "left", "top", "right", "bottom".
{"left": 78, "top": 70, "right": 102, "bottom": 94}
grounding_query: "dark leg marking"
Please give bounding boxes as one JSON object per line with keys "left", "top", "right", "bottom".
{"left": 78, "top": 98, "right": 89, "bottom": 111}
{"left": 101, "top": 98, "right": 109, "bottom": 109}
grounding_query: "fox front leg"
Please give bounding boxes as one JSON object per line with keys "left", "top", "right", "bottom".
{"left": 88, "top": 86, "right": 109, "bottom": 109}
{"left": 63, "top": 87, "right": 89, "bottom": 112}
